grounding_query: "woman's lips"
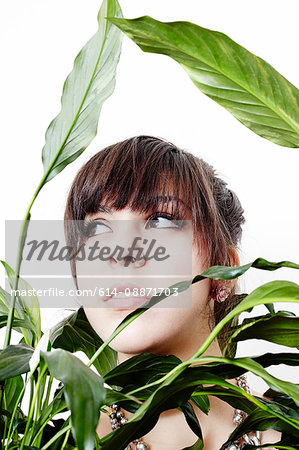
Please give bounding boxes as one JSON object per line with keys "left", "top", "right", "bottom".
{"left": 103, "top": 282, "right": 150, "bottom": 310}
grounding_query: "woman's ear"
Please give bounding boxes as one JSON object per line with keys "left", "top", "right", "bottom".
{"left": 210, "top": 248, "right": 240, "bottom": 301}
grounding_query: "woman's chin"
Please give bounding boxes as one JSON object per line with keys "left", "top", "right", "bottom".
{"left": 100, "top": 323, "right": 161, "bottom": 355}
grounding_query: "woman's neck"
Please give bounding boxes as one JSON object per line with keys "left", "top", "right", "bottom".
{"left": 117, "top": 334, "right": 223, "bottom": 365}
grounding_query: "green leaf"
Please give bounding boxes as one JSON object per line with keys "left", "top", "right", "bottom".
{"left": 1, "top": 261, "right": 41, "bottom": 343}
{"left": 41, "top": 349, "right": 105, "bottom": 450}
{"left": 99, "top": 370, "right": 201, "bottom": 448}
{"left": 0, "top": 285, "right": 35, "bottom": 345}
{"left": 207, "top": 353, "right": 299, "bottom": 377}
{"left": 100, "top": 369, "right": 296, "bottom": 449}
{"left": 41, "top": 0, "right": 123, "bottom": 182}
{"left": 104, "top": 388, "right": 142, "bottom": 412}
{"left": 88, "top": 259, "right": 299, "bottom": 365}
{"left": 180, "top": 401, "right": 203, "bottom": 440}
{"left": 192, "top": 385, "right": 258, "bottom": 415}
{"left": 50, "top": 307, "right": 117, "bottom": 377}
{"left": 190, "top": 354, "right": 299, "bottom": 405}
{"left": 0, "top": 344, "right": 34, "bottom": 380}
{"left": 192, "top": 281, "right": 299, "bottom": 360}
{"left": 190, "top": 388, "right": 210, "bottom": 415}
{"left": 101, "top": 351, "right": 299, "bottom": 448}
{"left": 34, "top": 387, "right": 66, "bottom": 429}
{"left": 104, "top": 353, "right": 181, "bottom": 386}
{"left": 222, "top": 408, "right": 299, "bottom": 448}
{"left": 197, "top": 258, "right": 299, "bottom": 281}
{"left": 3, "top": 375, "right": 24, "bottom": 415}
{"left": 224, "top": 281, "right": 299, "bottom": 325}
{"left": 110, "top": 16, "right": 299, "bottom": 148}
{"left": 230, "top": 313, "right": 299, "bottom": 348}
{"left": 0, "top": 315, "right": 35, "bottom": 331}
{"left": 182, "top": 438, "right": 204, "bottom": 450}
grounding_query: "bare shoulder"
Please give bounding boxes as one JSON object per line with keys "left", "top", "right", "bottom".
{"left": 261, "top": 428, "right": 281, "bottom": 448}
{"left": 252, "top": 389, "right": 281, "bottom": 449}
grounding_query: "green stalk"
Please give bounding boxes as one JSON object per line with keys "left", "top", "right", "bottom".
{"left": 28, "top": 377, "right": 35, "bottom": 417}
{"left": 20, "top": 365, "right": 48, "bottom": 449}
{"left": 4, "top": 379, "right": 27, "bottom": 449}
{"left": 1, "top": 382, "right": 7, "bottom": 449}
{"left": 26, "top": 368, "right": 48, "bottom": 445}
{"left": 60, "top": 427, "right": 71, "bottom": 449}
{"left": 110, "top": 302, "right": 232, "bottom": 396}
{"left": 42, "top": 374, "right": 53, "bottom": 412}
{"left": 3, "top": 96, "right": 82, "bottom": 348}
{"left": 87, "top": 308, "right": 147, "bottom": 367}
{"left": 3, "top": 179, "right": 45, "bottom": 348}
{"left": 41, "top": 421, "right": 72, "bottom": 450}
{"left": 31, "top": 405, "right": 67, "bottom": 447}
{"left": 35, "top": 369, "right": 47, "bottom": 419}
{"left": 31, "top": 375, "right": 54, "bottom": 448}
{"left": 3, "top": 215, "right": 30, "bottom": 348}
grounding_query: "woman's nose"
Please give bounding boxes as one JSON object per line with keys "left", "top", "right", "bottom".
{"left": 109, "top": 253, "right": 147, "bottom": 268}
{"left": 108, "top": 221, "right": 146, "bottom": 264}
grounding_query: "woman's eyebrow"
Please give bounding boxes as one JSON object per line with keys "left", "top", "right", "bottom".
{"left": 97, "top": 205, "right": 113, "bottom": 213}
{"left": 154, "top": 196, "right": 192, "bottom": 211}
{"left": 95, "top": 196, "right": 191, "bottom": 214}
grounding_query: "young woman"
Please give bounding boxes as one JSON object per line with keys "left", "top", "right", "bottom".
{"left": 64, "top": 135, "right": 280, "bottom": 449}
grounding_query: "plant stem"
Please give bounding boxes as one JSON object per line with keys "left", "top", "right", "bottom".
{"left": 20, "top": 365, "right": 48, "bottom": 449}
{"left": 42, "top": 374, "right": 53, "bottom": 412}
{"left": 3, "top": 177, "right": 45, "bottom": 349}
{"left": 60, "top": 427, "right": 71, "bottom": 449}
{"left": 3, "top": 107, "right": 76, "bottom": 349}
{"left": 41, "top": 421, "right": 72, "bottom": 450}
{"left": 87, "top": 308, "right": 147, "bottom": 367}
{"left": 4, "top": 379, "right": 27, "bottom": 449}
{"left": 3, "top": 217, "right": 30, "bottom": 348}
{"left": 31, "top": 405, "right": 67, "bottom": 446}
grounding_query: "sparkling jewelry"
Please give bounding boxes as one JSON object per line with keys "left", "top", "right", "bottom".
{"left": 109, "top": 403, "right": 148, "bottom": 449}
{"left": 211, "top": 284, "right": 231, "bottom": 303}
{"left": 227, "top": 376, "right": 261, "bottom": 449}
{"left": 109, "top": 376, "right": 261, "bottom": 449}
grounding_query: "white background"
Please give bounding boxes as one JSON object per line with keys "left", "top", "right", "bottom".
{"left": 0, "top": 1, "right": 298, "bottom": 389}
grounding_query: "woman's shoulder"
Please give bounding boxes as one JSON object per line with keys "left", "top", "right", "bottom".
{"left": 260, "top": 428, "right": 281, "bottom": 449}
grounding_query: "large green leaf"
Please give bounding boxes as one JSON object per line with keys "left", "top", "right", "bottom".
{"left": 50, "top": 307, "right": 117, "bottom": 377}
{"left": 222, "top": 408, "right": 299, "bottom": 448}
{"left": 1, "top": 261, "right": 41, "bottom": 343}
{"left": 180, "top": 401, "right": 203, "bottom": 440}
{"left": 229, "top": 312, "right": 299, "bottom": 348}
{"left": 191, "top": 281, "right": 299, "bottom": 360}
{"left": 99, "top": 369, "right": 298, "bottom": 449}
{"left": 104, "top": 352, "right": 181, "bottom": 386}
{"left": 190, "top": 356, "right": 299, "bottom": 406}
{"left": 110, "top": 16, "right": 299, "bottom": 148}
{"left": 90, "top": 259, "right": 299, "bottom": 366}
{"left": 3, "top": 375, "right": 24, "bottom": 415}
{"left": 41, "top": 349, "right": 105, "bottom": 450}
{"left": 0, "top": 284, "right": 36, "bottom": 345}
{"left": 0, "top": 344, "right": 34, "bottom": 380}
{"left": 102, "top": 351, "right": 299, "bottom": 448}
{"left": 41, "top": 0, "right": 123, "bottom": 182}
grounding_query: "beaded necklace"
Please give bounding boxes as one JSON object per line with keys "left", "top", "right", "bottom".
{"left": 109, "top": 375, "right": 261, "bottom": 449}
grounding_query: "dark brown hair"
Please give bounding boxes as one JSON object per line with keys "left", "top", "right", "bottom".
{"left": 64, "top": 135, "right": 245, "bottom": 327}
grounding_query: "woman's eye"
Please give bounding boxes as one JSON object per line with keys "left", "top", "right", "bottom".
{"left": 145, "top": 215, "right": 183, "bottom": 229}
{"left": 86, "top": 221, "right": 111, "bottom": 237}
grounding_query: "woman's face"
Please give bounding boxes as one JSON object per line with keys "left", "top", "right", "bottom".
{"left": 77, "top": 204, "right": 212, "bottom": 359}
